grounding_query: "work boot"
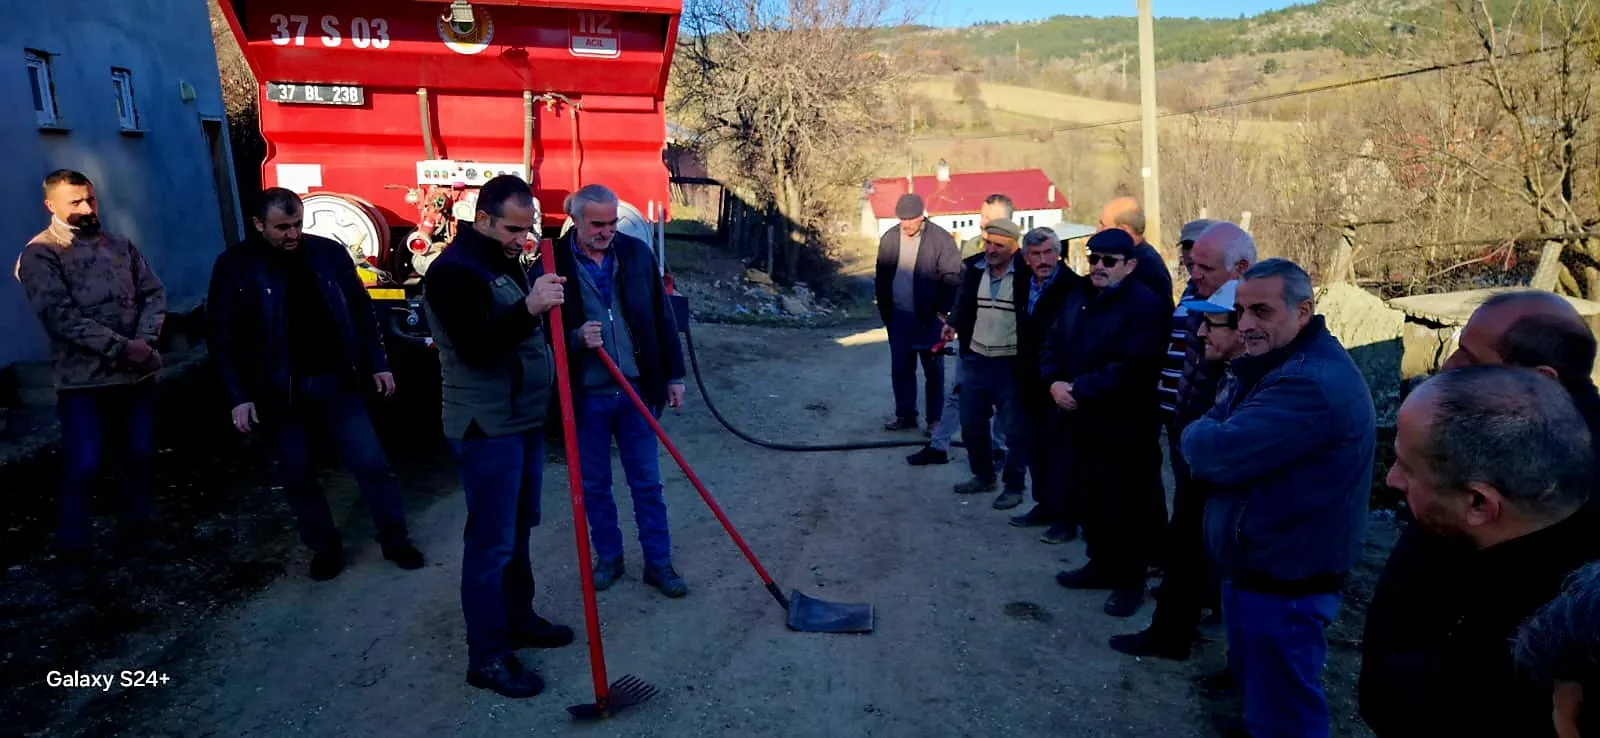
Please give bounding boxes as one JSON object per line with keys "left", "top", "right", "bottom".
{"left": 309, "top": 549, "right": 345, "bottom": 581}
{"left": 906, "top": 446, "right": 948, "bottom": 466}
{"left": 1039, "top": 523, "right": 1078, "bottom": 545}
{"left": 1009, "top": 504, "right": 1052, "bottom": 527}
{"left": 1056, "top": 563, "right": 1117, "bottom": 590}
{"left": 466, "top": 653, "right": 545, "bottom": 698}
{"left": 953, "top": 476, "right": 996, "bottom": 495}
{"left": 1109, "top": 627, "right": 1192, "bottom": 661}
{"left": 884, "top": 416, "right": 918, "bottom": 431}
{"left": 382, "top": 541, "right": 425, "bottom": 570}
{"left": 1104, "top": 586, "right": 1147, "bottom": 618}
{"left": 511, "top": 614, "right": 575, "bottom": 650}
{"left": 592, "top": 558, "right": 625, "bottom": 591}
{"left": 991, "top": 488, "right": 1024, "bottom": 510}
{"left": 644, "top": 564, "right": 688, "bottom": 598}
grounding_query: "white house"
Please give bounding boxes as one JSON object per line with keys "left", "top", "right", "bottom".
{"left": 860, "top": 163, "right": 1065, "bottom": 243}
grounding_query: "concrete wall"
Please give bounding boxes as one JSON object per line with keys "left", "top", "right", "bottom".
{"left": 0, "top": 0, "right": 240, "bottom": 369}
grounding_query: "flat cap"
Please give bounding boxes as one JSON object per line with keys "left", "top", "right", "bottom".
{"left": 1180, "top": 218, "right": 1223, "bottom": 245}
{"left": 1086, "top": 228, "right": 1137, "bottom": 257}
{"left": 983, "top": 218, "right": 1022, "bottom": 242}
{"left": 895, "top": 193, "right": 925, "bottom": 220}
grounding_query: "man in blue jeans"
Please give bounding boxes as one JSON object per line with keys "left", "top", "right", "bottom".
{"left": 16, "top": 169, "right": 167, "bottom": 588}
{"left": 1182, "top": 258, "right": 1376, "bottom": 738}
{"left": 554, "top": 184, "right": 688, "bottom": 598}
{"left": 207, "top": 188, "right": 423, "bottom": 582}
{"left": 423, "top": 175, "right": 575, "bottom": 698}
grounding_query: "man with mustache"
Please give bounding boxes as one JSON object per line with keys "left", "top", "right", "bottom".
{"left": 206, "top": 187, "right": 422, "bottom": 582}
{"left": 1039, "top": 228, "right": 1171, "bottom": 617}
{"left": 15, "top": 169, "right": 167, "bottom": 588}
{"left": 553, "top": 184, "right": 688, "bottom": 598}
{"left": 1182, "top": 258, "right": 1376, "bottom": 738}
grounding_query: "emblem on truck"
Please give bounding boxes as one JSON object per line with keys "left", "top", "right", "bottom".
{"left": 438, "top": 5, "right": 493, "bottom": 55}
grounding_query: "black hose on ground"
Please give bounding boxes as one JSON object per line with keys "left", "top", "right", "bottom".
{"left": 681, "top": 320, "right": 967, "bottom": 453}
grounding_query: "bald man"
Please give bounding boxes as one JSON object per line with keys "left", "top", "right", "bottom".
{"left": 1097, "top": 197, "right": 1174, "bottom": 309}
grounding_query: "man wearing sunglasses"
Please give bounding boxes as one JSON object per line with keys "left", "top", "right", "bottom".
{"left": 1039, "top": 228, "right": 1172, "bottom": 617}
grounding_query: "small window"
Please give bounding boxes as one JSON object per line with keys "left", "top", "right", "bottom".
{"left": 26, "top": 50, "right": 58, "bottom": 126}
{"left": 112, "top": 68, "right": 139, "bottom": 130}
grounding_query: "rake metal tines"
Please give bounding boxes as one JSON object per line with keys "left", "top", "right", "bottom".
{"left": 567, "top": 674, "right": 660, "bottom": 720}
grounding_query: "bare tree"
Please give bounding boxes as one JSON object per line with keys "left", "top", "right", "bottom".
{"left": 673, "top": 0, "right": 912, "bottom": 281}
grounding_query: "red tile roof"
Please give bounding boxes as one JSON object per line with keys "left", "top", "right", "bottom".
{"left": 866, "top": 168, "right": 1064, "bottom": 219}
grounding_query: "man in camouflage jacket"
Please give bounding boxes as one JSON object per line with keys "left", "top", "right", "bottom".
{"left": 14, "top": 170, "right": 166, "bottom": 584}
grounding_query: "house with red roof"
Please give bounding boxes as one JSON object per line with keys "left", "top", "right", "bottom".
{"left": 860, "top": 163, "right": 1066, "bottom": 242}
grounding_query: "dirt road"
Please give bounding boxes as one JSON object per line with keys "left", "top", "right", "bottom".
{"left": 29, "top": 320, "right": 1388, "bottom": 737}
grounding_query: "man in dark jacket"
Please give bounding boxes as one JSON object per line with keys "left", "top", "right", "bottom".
{"left": 1181, "top": 258, "right": 1376, "bottom": 738}
{"left": 16, "top": 169, "right": 167, "bottom": 585}
{"left": 421, "top": 176, "right": 575, "bottom": 699}
{"left": 875, "top": 193, "right": 961, "bottom": 431}
{"left": 1113, "top": 221, "right": 1255, "bottom": 661}
{"left": 206, "top": 188, "right": 422, "bottom": 582}
{"left": 1006, "top": 227, "right": 1085, "bottom": 544}
{"left": 1040, "top": 229, "right": 1171, "bottom": 617}
{"left": 1096, "top": 196, "right": 1174, "bottom": 309}
{"left": 943, "top": 218, "right": 1030, "bottom": 507}
{"left": 1359, "top": 365, "right": 1600, "bottom": 738}
{"left": 554, "top": 183, "right": 689, "bottom": 598}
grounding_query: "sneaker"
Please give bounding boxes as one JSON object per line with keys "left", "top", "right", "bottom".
{"left": 906, "top": 446, "right": 949, "bottom": 466}
{"left": 466, "top": 653, "right": 545, "bottom": 698}
{"left": 592, "top": 558, "right": 625, "bottom": 591}
{"left": 1009, "top": 504, "right": 1052, "bottom": 527}
{"left": 991, "top": 488, "right": 1024, "bottom": 510}
{"left": 643, "top": 565, "right": 688, "bottom": 598}
{"left": 1109, "top": 627, "right": 1192, "bottom": 660}
{"left": 510, "top": 614, "right": 575, "bottom": 649}
{"left": 884, "top": 416, "right": 918, "bottom": 431}
{"left": 1039, "top": 523, "right": 1078, "bottom": 544}
{"left": 1104, "top": 586, "right": 1147, "bottom": 617}
{"left": 309, "top": 550, "right": 345, "bottom": 581}
{"left": 382, "top": 541, "right": 425, "bottom": 570}
{"left": 953, "top": 476, "right": 996, "bottom": 495}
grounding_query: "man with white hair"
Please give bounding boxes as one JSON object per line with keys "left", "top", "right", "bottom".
{"left": 554, "top": 183, "right": 689, "bottom": 599}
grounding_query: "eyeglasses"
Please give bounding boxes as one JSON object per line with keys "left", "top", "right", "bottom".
{"left": 1201, "top": 311, "right": 1240, "bottom": 330}
{"left": 1087, "top": 253, "right": 1124, "bottom": 267}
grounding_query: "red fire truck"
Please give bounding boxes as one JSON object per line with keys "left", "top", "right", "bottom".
{"left": 215, "top": 0, "right": 680, "bottom": 350}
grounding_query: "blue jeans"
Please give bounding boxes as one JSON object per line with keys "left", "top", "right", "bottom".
{"left": 264, "top": 374, "right": 408, "bottom": 553}
{"left": 56, "top": 380, "right": 158, "bottom": 552}
{"left": 958, "top": 354, "right": 1025, "bottom": 489}
{"left": 576, "top": 387, "right": 672, "bottom": 570}
{"left": 1223, "top": 579, "right": 1342, "bottom": 738}
{"left": 928, "top": 360, "right": 1006, "bottom": 453}
{"left": 450, "top": 427, "right": 545, "bottom": 668}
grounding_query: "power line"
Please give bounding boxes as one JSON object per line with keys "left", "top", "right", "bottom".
{"left": 911, "top": 44, "right": 1560, "bottom": 143}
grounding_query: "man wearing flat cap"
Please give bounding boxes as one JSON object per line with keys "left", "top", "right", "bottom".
{"left": 875, "top": 192, "right": 962, "bottom": 432}
{"left": 943, "top": 217, "right": 1032, "bottom": 507}
{"left": 1038, "top": 228, "right": 1172, "bottom": 617}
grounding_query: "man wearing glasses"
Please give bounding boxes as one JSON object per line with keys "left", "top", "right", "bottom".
{"left": 1039, "top": 229, "right": 1171, "bottom": 617}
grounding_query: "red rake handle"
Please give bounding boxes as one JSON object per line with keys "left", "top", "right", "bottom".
{"left": 592, "top": 347, "right": 791, "bottom": 612}
{"left": 538, "top": 238, "right": 610, "bottom": 709}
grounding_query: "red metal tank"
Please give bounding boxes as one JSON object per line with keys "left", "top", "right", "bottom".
{"left": 216, "top": 0, "right": 679, "bottom": 296}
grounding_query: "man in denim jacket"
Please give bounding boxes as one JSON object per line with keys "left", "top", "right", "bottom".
{"left": 1181, "top": 258, "right": 1376, "bottom": 738}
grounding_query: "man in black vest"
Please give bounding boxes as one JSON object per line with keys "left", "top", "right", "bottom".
{"left": 206, "top": 188, "right": 422, "bottom": 582}
{"left": 553, "top": 183, "right": 689, "bottom": 598}
{"left": 422, "top": 176, "right": 575, "bottom": 699}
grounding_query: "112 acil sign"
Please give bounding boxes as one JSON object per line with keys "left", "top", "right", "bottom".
{"left": 569, "top": 12, "right": 620, "bottom": 58}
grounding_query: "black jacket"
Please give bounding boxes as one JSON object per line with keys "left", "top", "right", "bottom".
{"left": 1359, "top": 508, "right": 1600, "bottom": 738}
{"left": 552, "top": 230, "right": 685, "bottom": 413}
{"left": 874, "top": 222, "right": 962, "bottom": 328}
{"left": 949, "top": 254, "right": 1082, "bottom": 404}
{"left": 1037, "top": 276, "right": 1171, "bottom": 441}
{"left": 1131, "top": 241, "right": 1174, "bottom": 310}
{"left": 205, "top": 233, "right": 389, "bottom": 409}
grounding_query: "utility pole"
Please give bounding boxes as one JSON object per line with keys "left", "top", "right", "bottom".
{"left": 1136, "top": 0, "right": 1163, "bottom": 249}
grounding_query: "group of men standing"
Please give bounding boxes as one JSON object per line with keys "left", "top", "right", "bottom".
{"left": 15, "top": 170, "right": 687, "bottom": 700}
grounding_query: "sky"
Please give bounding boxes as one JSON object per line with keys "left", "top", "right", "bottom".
{"left": 922, "top": 0, "right": 1313, "bottom": 27}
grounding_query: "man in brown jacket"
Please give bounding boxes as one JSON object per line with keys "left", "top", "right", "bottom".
{"left": 14, "top": 169, "right": 167, "bottom": 586}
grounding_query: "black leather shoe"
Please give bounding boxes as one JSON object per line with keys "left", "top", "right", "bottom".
{"left": 309, "top": 550, "right": 345, "bottom": 581}
{"left": 1039, "top": 523, "right": 1078, "bottom": 544}
{"left": 1104, "top": 587, "right": 1147, "bottom": 617}
{"left": 1056, "top": 564, "right": 1116, "bottom": 590}
{"left": 1009, "top": 504, "right": 1052, "bottom": 527}
{"left": 466, "top": 654, "right": 545, "bottom": 698}
{"left": 884, "top": 416, "right": 918, "bottom": 431}
{"left": 1109, "top": 627, "right": 1191, "bottom": 660}
{"left": 511, "top": 614, "right": 575, "bottom": 649}
{"left": 906, "top": 446, "right": 949, "bottom": 466}
{"left": 382, "top": 541, "right": 425, "bottom": 570}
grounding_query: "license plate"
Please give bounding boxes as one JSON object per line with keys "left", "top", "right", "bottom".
{"left": 368, "top": 288, "right": 406, "bottom": 300}
{"left": 266, "top": 82, "right": 365, "bottom": 106}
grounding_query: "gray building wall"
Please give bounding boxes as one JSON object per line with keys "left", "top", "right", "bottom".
{"left": 0, "top": 0, "right": 241, "bottom": 369}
